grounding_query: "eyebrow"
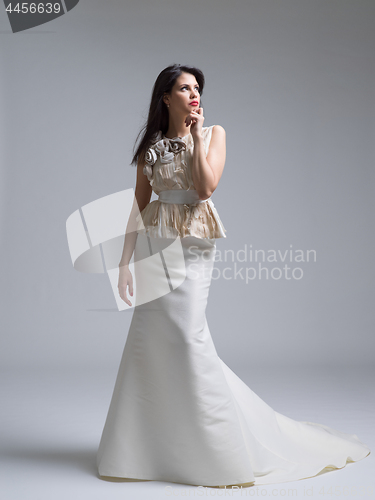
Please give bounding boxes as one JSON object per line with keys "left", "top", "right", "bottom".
{"left": 180, "top": 83, "right": 199, "bottom": 87}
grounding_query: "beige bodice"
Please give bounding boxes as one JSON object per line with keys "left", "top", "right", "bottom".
{"left": 136, "top": 125, "right": 227, "bottom": 239}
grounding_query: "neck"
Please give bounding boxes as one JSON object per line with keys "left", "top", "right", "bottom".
{"left": 164, "top": 117, "right": 191, "bottom": 139}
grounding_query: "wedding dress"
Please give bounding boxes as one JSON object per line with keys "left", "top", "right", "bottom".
{"left": 96, "top": 125, "right": 370, "bottom": 487}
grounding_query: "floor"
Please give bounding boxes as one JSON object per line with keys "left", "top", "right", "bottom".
{"left": 1, "top": 363, "right": 373, "bottom": 500}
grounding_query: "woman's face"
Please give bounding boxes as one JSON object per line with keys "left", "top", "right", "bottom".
{"left": 164, "top": 72, "right": 200, "bottom": 115}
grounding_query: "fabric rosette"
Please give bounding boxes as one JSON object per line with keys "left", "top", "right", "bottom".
{"left": 143, "top": 133, "right": 188, "bottom": 181}
{"left": 154, "top": 139, "right": 175, "bottom": 164}
{"left": 145, "top": 147, "right": 157, "bottom": 166}
{"left": 169, "top": 137, "right": 186, "bottom": 154}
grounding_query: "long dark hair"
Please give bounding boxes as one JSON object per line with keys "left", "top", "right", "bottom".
{"left": 130, "top": 64, "right": 205, "bottom": 167}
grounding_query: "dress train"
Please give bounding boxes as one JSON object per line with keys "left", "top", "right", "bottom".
{"left": 96, "top": 233, "right": 370, "bottom": 487}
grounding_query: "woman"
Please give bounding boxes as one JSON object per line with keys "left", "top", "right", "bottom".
{"left": 96, "top": 64, "right": 370, "bottom": 488}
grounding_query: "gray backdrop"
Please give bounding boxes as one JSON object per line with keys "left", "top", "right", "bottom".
{"left": 1, "top": 0, "right": 374, "bottom": 372}
{"left": 1, "top": 2, "right": 374, "bottom": 499}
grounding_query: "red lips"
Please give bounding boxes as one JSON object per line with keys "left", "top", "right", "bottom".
{"left": 190, "top": 101, "right": 199, "bottom": 106}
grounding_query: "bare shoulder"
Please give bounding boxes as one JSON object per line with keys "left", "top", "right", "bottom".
{"left": 208, "top": 125, "right": 226, "bottom": 150}
{"left": 208, "top": 125, "right": 226, "bottom": 149}
{"left": 211, "top": 124, "right": 226, "bottom": 137}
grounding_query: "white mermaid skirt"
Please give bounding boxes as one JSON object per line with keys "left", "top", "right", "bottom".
{"left": 96, "top": 233, "right": 370, "bottom": 487}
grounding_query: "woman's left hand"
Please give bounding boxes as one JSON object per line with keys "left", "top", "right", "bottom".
{"left": 185, "top": 107, "right": 204, "bottom": 140}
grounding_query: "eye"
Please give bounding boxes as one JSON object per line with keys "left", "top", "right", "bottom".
{"left": 181, "top": 85, "right": 200, "bottom": 92}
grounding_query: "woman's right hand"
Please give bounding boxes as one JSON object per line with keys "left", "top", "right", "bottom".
{"left": 118, "top": 265, "right": 134, "bottom": 306}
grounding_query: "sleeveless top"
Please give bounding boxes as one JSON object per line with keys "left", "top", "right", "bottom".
{"left": 135, "top": 125, "right": 227, "bottom": 239}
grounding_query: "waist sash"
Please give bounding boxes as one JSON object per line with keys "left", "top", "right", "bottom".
{"left": 158, "top": 189, "right": 210, "bottom": 205}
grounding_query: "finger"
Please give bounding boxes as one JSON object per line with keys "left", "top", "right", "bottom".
{"left": 119, "top": 287, "right": 130, "bottom": 305}
{"left": 122, "top": 292, "right": 131, "bottom": 307}
{"left": 126, "top": 282, "right": 133, "bottom": 303}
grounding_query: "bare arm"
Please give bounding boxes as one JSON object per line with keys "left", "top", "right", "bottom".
{"left": 118, "top": 153, "right": 152, "bottom": 268}
{"left": 191, "top": 125, "right": 226, "bottom": 200}
{"left": 117, "top": 153, "right": 152, "bottom": 306}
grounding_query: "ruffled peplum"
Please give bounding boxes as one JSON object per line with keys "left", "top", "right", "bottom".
{"left": 136, "top": 197, "right": 227, "bottom": 239}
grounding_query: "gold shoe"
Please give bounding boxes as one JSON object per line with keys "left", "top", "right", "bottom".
{"left": 99, "top": 474, "right": 255, "bottom": 488}
{"left": 98, "top": 474, "right": 151, "bottom": 482}
{"left": 205, "top": 481, "right": 255, "bottom": 489}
